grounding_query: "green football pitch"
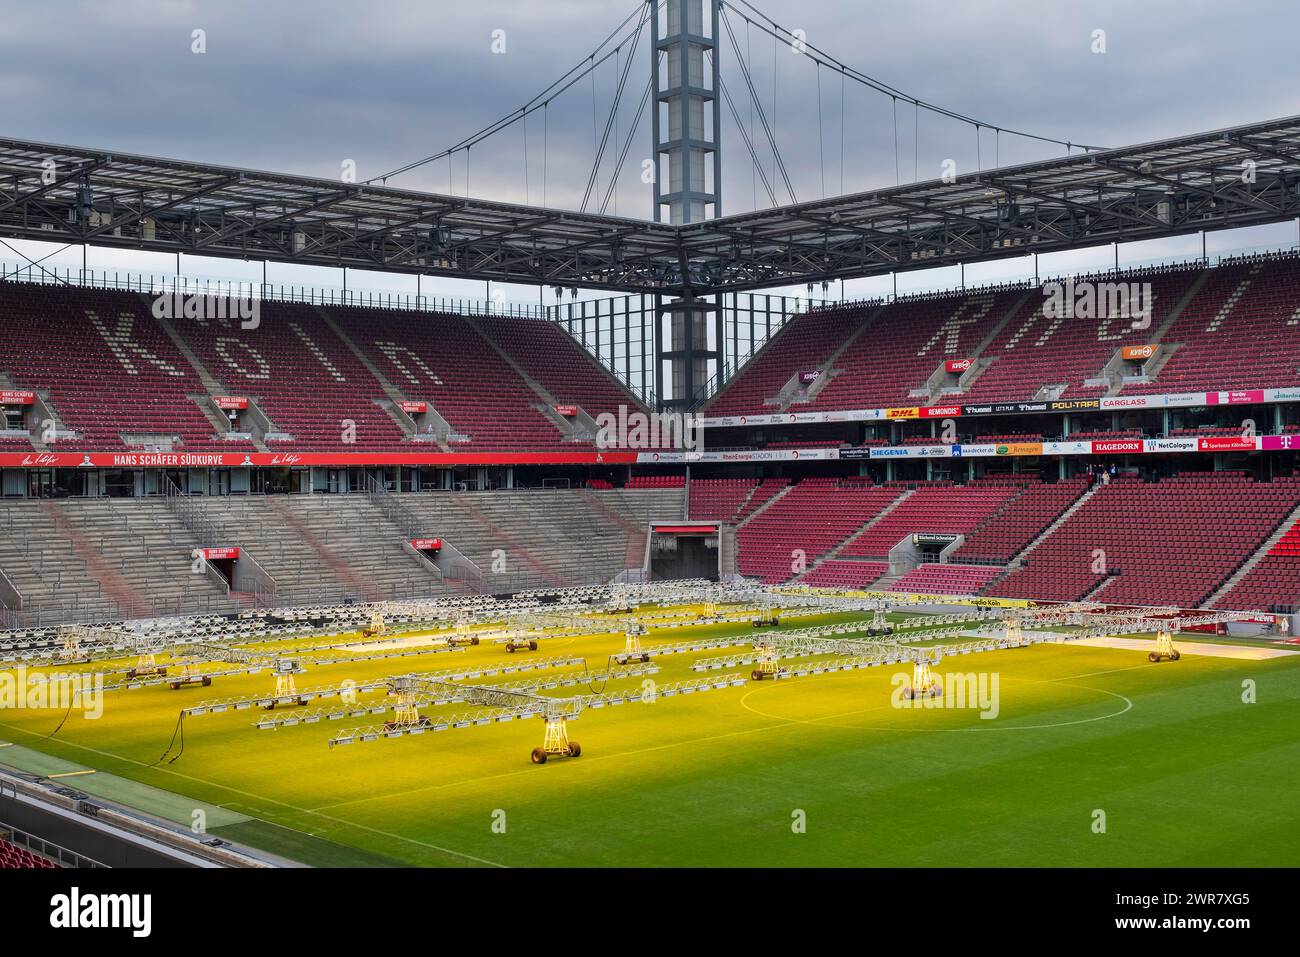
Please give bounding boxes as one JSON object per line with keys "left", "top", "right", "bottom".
{"left": 2, "top": 608, "right": 1297, "bottom": 867}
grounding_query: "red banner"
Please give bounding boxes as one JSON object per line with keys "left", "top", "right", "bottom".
{"left": 0, "top": 390, "right": 36, "bottom": 405}
{"left": 399, "top": 400, "right": 428, "bottom": 414}
{"left": 1208, "top": 390, "right": 1266, "bottom": 405}
{"left": 1197, "top": 436, "right": 1255, "bottom": 452}
{"left": 920, "top": 405, "right": 963, "bottom": 419}
{"left": 214, "top": 396, "right": 248, "bottom": 410}
{"left": 1091, "top": 439, "right": 1143, "bottom": 454}
{"left": 201, "top": 546, "right": 240, "bottom": 560}
{"left": 410, "top": 538, "right": 442, "bottom": 551}
{"left": 945, "top": 358, "right": 973, "bottom": 373}
{"left": 554, "top": 404, "right": 579, "bottom": 417}
{"left": 0, "top": 450, "right": 641, "bottom": 468}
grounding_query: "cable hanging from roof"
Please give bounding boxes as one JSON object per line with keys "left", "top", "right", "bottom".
{"left": 367, "top": 0, "right": 661, "bottom": 187}
{"left": 581, "top": 0, "right": 652, "bottom": 213}
{"left": 721, "top": 0, "right": 1104, "bottom": 155}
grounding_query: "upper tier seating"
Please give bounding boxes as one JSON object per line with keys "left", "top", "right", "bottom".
{"left": 1121, "top": 256, "right": 1300, "bottom": 395}
{"left": 0, "top": 281, "right": 648, "bottom": 452}
{"left": 169, "top": 301, "right": 406, "bottom": 450}
{"left": 986, "top": 472, "right": 1300, "bottom": 606}
{"left": 325, "top": 306, "right": 569, "bottom": 450}
{"left": 707, "top": 254, "right": 1300, "bottom": 417}
{"left": 472, "top": 314, "right": 636, "bottom": 422}
{"left": 705, "top": 309, "right": 863, "bottom": 415}
{"left": 802, "top": 289, "right": 1025, "bottom": 411}
{"left": 0, "top": 283, "right": 226, "bottom": 450}
{"left": 960, "top": 268, "right": 1197, "bottom": 403}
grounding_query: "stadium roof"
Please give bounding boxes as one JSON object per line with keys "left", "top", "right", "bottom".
{"left": 2, "top": 114, "right": 1300, "bottom": 296}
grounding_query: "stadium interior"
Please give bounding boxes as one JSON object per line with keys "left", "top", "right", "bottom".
{"left": 3, "top": 248, "right": 1300, "bottom": 631}
{"left": 2, "top": 0, "right": 1299, "bottom": 880}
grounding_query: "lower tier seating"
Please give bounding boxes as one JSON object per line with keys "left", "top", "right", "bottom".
{"left": 986, "top": 472, "right": 1300, "bottom": 606}
{"left": 889, "top": 563, "right": 1003, "bottom": 595}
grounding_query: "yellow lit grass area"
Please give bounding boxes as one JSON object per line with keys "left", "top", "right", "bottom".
{"left": 1, "top": 605, "right": 1298, "bottom": 867}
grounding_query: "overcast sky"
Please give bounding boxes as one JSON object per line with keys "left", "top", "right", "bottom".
{"left": 1, "top": 0, "right": 1297, "bottom": 303}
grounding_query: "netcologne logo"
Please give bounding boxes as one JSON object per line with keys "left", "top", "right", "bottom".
{"left": 0, "top": 667, "right": 103, "bottom": 719}
{"left": 50, "top": 888, "right": 152, "bottom": 938}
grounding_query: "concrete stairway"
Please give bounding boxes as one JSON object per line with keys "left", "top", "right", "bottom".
{"left": 792, "top": 489, "right": 915, "bottom": 583}
{"left": 1004, "top": 481, "right": 1104, "bottom": 571}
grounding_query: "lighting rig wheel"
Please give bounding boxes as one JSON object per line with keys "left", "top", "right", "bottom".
{"left": 1170, "top": 651, "right": 1181, "bottom": 661}
{"left": 1148, "top": 652, "right": 1161, "bottom": 662}
{"left": 528, "top": 640, "right": 538, "bottom": 651}
{"left": 531, "top": 748, "right": 548, "bottom": 764}
{"left": 867, "top": 628, "right": 877, "bottom": 636}
{"left": 568, "top": 742, "right": 581, "bottom": 757}
{"left": 470, "top": 636, "right": 480, "bottom": 646}
{"left": 770, "top": 617, "right": 779, "bottom": 627}
{"left": 751, "top": 669, "right": 766, "bottom": 681}
{"left": 507, "top": 644, "right": 516, "bottom": 653}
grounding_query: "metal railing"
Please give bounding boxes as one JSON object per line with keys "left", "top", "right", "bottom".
{"left": 360, "top": 473, "right": 424, "bottom": 541}
{"left": 0, "top": 261, "right": 549, "bottom": 318}
{"left": 0, "top": 823, "right": 107, "bottom": 868}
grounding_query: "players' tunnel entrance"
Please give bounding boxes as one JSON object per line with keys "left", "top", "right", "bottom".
{"left": 649, "top": 523, "right": 721, "bottom": 581}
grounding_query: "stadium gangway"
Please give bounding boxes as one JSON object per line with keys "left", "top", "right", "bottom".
{"left": 94, "top": 643, "right": 471, "bottom": 692}
{"left": 253, "top": 662, "right": 658, "bottom": 730}
{"left": 614, "top": 634, "right": 756, "bottom": 663}
{"left": 327, "top": 674, "right": 751, "bottom": 748}
{"left": 183, "top": 653, "right": 596, "bottom": 717}
{"left": 6, "top": 612, "right": 457, "bottom": 667}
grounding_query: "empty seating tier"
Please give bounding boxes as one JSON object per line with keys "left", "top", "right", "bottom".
{"left": 889, "top": 563, "right": 1003, "bottom": 595}
{"left": 987, "top": 472, "right": 1300, "bottom": 606}
{"left": 737, "top": 479, "right": 904, "bottom": 584}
